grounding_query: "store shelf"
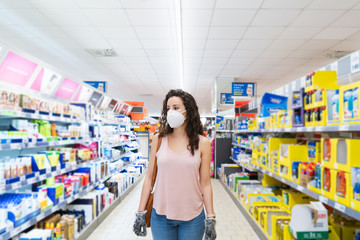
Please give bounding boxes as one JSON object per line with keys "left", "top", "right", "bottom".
{"left": 241, "top": 163, "right": 360, "bottom": 221}
{"left": 0, "top": 158, "right": 105, "bottom": 194}
{"left": 231, "top": 142, "right": 252, "bottom": 151}
{"left": 76, "top": 170, "right": 147, "bottom": 240}
{"left": 218, "top": 179, "right": 267, "bottom": 240}
{"left": 216, "top": 130, "right": 233, "bottom": 133}
{"left": 0, "top": 137, "right": 100, "bottom": 151}
{"left": 0, "top": 160, "right": 143, "bottom": 240}
{"left": 0, "top": 108, "right": 80, "bottom": 124}
{"left": 106, "top": 140, "right": 132, "bottom": 148}
{"left": 233, "top": 124, "right": 360, "bottom": 133}
{"left": 230, "top": 157, "right": 257, "bottom": 172}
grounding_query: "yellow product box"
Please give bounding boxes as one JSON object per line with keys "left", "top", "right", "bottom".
{"left": 271, "top": 216, "right": 291, "bottom": 240}
{"left": 285, "top": 110, "right": 293, "bottom": 128}
{"left": 339, "top": 81, "right": 360, "bottom": 124}
{"left": 328, "top": 226, "right": 340, "bottom": 240}
{"left": 259, "top": 208, "right": 289, "bottom": 238}
{"left": 282, "top": 189, "right": 313, "bottom": 212}
{"left": 334, "top": 139, "right": 360, "bottom": 173}
{"left": 253, "top": 203, "right": 283, "bottom": 223}
{"left": 321, "top": 138, "right": 337, "bottom": 169}
{"left": 279, "top": 144, "right": 307, "bottom": 181}
{"left": 321, "top": 167, "right": 336, "bottom": 201}
{"left": 334, "top": 170, "right": 351, "bottom": 207}
{"left": 305, "top": 70, "right": 338, "bottom": 92}
{"left": 247, "top": 193, "right": 276, "bottom": 213}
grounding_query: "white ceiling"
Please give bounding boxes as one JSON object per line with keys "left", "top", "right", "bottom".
{"left": 0, "top": 0, "right": 360, "bottom": 115}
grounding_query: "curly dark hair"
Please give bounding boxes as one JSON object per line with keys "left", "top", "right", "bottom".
{"left": 159, "top": 89, "right": 203, "bottom": 155}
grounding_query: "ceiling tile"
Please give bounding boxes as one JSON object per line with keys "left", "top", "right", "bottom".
{"left": 233, "top": 49, "right": 263, "bottom": 58}
{"left": 135, "top": 26, "right": 173, "bottom": 39}
{"left": 96, "top": 57, "right": 124, "bottom": 64}
{"left": 205, "top": 39, "right": 238, "bottom": 49}
{"left": 74, "top": 0, "right": 122, "bottom": 8}
{"left": 355, "top": 3, "right": 360, "bottom": 9}
{"left": 75, "top": 37, "right": 111, "bottom": 48}
{"left": 348, "top": 31, "right": 360, "bottom": 40}
{"left": 288, "top": 49, "right": 324, "bottom": 58}
{"left": 201, "top": 58, "right": 228, "bottom": 65}
{"left": 120, "top": 0, "right": 169, "bottom": 9}
{"left": 182, "top": 0, "right": 215, "bottom": 9}
{"left": 331, "top": 10, "right": 360, "bottom": 27}
{"left": 203, "top": 49, "right": 233, "bottom": 58}
{"left": 329, "top": 40, "right": 360, "bottom": 51}
{"left": 60, "top": 26, "right": 101, "bottom": 39}
{"left": 291, "top": 10, "right": 345, "bottom": 27}
{"left": 0, "top": 9, "right": 53, "bottom": 26}
{"left": 243, "top": 26, "right": 284, "bottom": 39}
{"left": 184, "top": 57, "right": 202, "bottom": 65}
{"left": 123, "top": 57, "right": 150, "bottom": 64}
{"left": 200, "top": 64, "right": 224, "bottom": 70}
{"left": 259, "top": 49, "right": 292, "bottom": 58}
{"left": 183, "top": 26, "right": 209, "bottom": 39}
{"left": 98, "top": 26, "right": 137, "bottom": 38}
{"left": 252, "top": 10, "right": 300, "bottom": 26}
{"left": 182, "top": 9, "right": 212, "bottom": 26}
{"left": 261, "top": 0, "right": 311, "bottom": 9}
{"left": 84, "top": 9, "right": 130, "bottom": 26}
{"left": 212, "top": 10, "right": 256, "bottom": 26}
{"left": 150, "top": 57, "right": 177, "bottom": 64}
{"left": 307, "top": 0, "right": 359, "bottom": 9}
{"left": 252, "top": 57, "right": 282, "bottom": 65}
{"left": 116, "top": 48, "right": 147, "bottom": 57}
{"left": 215, "top": 0, "right": 262, "bottom": 9}
{"left": 227, "top": 58, "right": 254, "bottom": 65}
{"left": 268, "top": 39, "right": 306, "bottom": 50}
{"left": 146, "top": 49, "right": 177, "bottom": 57}
{"left": 299, "top": 39, "right": 341, "bottom": 50}
{"left": 29, "top": 0, "right": 78, "bottom": 8}
{"left": 126, "top": 9, "right": 170, "bottom": 26}
{"left": 141, "top": 39, "right": 174, "bottom": 49}
{"left": 21, "top": 26, "right": 66, "bottom": 39}
{"left": 183, "top": 49, "right": 203, "bottom": 58}
{"left": 39, "top": 9, "right": 92, "bottom": 26}
{"left": 108, "top": 38, "right": 143, "bottom": 48}
{"left": 183, "top": 39, "right": 206, "bottom": 49}
{"left": 237, "top": 39, "right": 272, "bottom": 49}
{"left": 208, "top": 26, "right": 246, "bottom": 39}
{"left": 278, "top": 27, "right": 323, "bottom": 39}
{"left": 314, "top": 27, "right": 359, "bottom": 40}
{"left": 277, "top": 57, "right": 310, "bottom": 65}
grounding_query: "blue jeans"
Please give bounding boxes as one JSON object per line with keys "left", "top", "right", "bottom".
{"left": 151, "top": 208, "right": 205, "bottom": 240}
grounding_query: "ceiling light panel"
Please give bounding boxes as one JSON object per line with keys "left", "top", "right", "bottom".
{"left": 212, "top": 10, "right": 256, "bottom": 26}
{"left": 308, "top": 0, "right": 359, "bottom": 10}
{"left": 182, "top": 0, "right": 215, "bottom": 9}
{"left": 208, "top": 26, "right": 246, "bottom": 39}
{"left": 291, "top": 10, "right": 345, "bottom": 27}
{"left": 126, "top": 9, "right": 171, "bottom": 26}
{"left": 252, "top": 10, "right": 300, "bottom": 26}
{"left": 243, "top": 27, "right": 285, "bottom": 39}
{"left": 182, "top": 9, "right": 212, "bottom": 26}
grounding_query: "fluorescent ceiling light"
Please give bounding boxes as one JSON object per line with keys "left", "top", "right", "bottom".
{"left": 174, "top": 0, "right": 184, "bottom": 90}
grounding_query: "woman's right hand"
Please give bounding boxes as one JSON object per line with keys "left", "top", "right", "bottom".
{"left": 133, "top": 210, "right": 147, "bottom": 237}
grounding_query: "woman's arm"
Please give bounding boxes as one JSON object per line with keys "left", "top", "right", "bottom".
{"left": 200, "top": 136, "right": 215, "bottom": 217}
{"left": 137, "top": 134, "right": 160, "bottom": 212}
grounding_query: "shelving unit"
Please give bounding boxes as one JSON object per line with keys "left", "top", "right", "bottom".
{"left": 234, "top": 124, "right": 360, "bottom": 133}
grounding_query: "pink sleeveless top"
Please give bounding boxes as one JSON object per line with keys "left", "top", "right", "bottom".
{"left": 153, "top": 136, "right": 204, "bottom": 221}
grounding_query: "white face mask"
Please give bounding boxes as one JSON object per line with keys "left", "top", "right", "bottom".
{"left": 167, "top": 109, "right": 186, "bottom": 128}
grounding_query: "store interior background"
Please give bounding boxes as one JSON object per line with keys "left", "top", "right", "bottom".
{"left": 1, "top": 0, "right": 360, "bottom": 116}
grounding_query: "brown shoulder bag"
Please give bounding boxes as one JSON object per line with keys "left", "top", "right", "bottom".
{"left": 145, "top": 136, "right": 162, "bottom": 227}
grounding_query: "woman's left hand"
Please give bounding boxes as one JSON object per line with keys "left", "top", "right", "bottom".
{"left": 204, "top": 218, "right": 216, "bottom": 240}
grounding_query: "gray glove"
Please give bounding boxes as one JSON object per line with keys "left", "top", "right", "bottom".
{"left": 204, "top": 218, "right": 216, "bottom": 240}
{"left": 133, "top": 210, "right": 147, "bottom": 237}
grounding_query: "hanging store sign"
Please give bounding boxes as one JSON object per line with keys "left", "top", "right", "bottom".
{"left": 0, "top": 51, "right": 38, "bottom": 87}
{"left": 30, "top": 67, "right": 62, "bottom": 95}
{"left": 351, "top": 51, "right": 360, "bottom": 73}
{"left": 231, "top": 82, "right": 255, "bottom": 98}
{"left": 220, "top": 93, "right": 234, "bottom": 105}
{"left": 84, "top": 81, "right": 106, "bottom": 93}
{"left": 54, "top": 78, "right": 79, "bottom": 100}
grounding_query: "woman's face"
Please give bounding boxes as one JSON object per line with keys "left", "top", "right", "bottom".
{"left": 167, "top": 96, "right": 187, "bottom": 118}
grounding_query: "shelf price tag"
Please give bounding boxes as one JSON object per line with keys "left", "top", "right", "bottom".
{"left": 334, "top": 202, "right": 346, "bottom": 212}
{"left": 319, "top": 195, "right": 328, "bottom": 204}
{"left": 339, "top": 125, "right": 349, "bottom": 131}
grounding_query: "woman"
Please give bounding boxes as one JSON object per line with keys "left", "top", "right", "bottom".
{"left": 133, "top": 89, "right": 216, "bottom": 240}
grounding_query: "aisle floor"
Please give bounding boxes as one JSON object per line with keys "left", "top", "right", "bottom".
{"left": 88, "top": 179, "right": 259, "bottom": 240}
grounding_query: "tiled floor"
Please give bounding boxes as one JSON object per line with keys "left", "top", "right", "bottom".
{"left": 88, "top": 179, "right": 259, "bottom": 240}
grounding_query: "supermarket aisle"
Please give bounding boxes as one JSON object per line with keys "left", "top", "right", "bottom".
{"left": 88, "top": 179, "right": 258, "bottom": 240}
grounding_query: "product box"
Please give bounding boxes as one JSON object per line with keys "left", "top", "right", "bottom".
{"left": 334, "top": 170, "right": 351, "bottom": 207}
{"left": 270, "top": 216, "right": 291, "bottom": 240}
{"left": 289, "top": 201, "right": 329, "bottom": 240}
{"left": 260, "top": 93, "right": 288, "bottom": 118}
{"left": 321, "top": 167, "right": 336, "bottom": 200}
{"left": 339, "top": 81, "right": 360, "bottom": 124}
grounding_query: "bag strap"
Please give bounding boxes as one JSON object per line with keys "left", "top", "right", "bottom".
{"left": 150, "top": 136, "right": 162, "bottom": 190}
